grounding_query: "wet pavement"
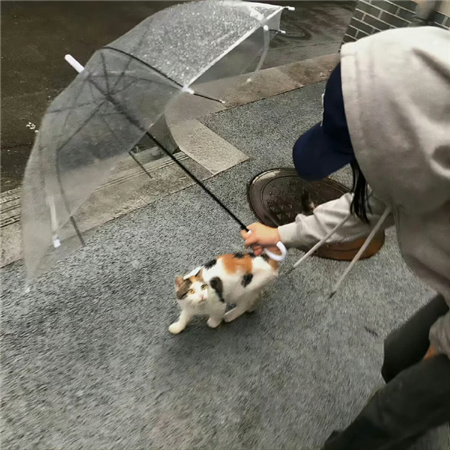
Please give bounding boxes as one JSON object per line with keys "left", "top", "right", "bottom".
{"left": 3, "top": 3, "right": 449, "bottom": 448}
{"left": 1, "top": 1, "right": 355, "bottom": 192}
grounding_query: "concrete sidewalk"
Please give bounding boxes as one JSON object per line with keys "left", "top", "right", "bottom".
{"left": 2, "top": 82, "right": 449, "bottom": 449}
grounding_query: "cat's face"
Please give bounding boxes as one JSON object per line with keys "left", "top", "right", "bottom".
{"left": 175, "top": 276, "right": 210, "bottom": 306}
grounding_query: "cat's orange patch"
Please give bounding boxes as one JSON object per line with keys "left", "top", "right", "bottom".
{"left": 267, "top": 258, "right": 279, "bottom": 271}
{"left": 220, "top": 254, "right": 253, "bottom": 274}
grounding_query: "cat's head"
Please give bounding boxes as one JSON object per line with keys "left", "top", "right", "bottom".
{"left": 175, "top": 275, "right": 209, "bottom": 306}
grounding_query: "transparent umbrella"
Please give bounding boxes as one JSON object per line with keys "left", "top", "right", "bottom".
{"left": 22, "top": 0, "right": 290, "bottom": 284}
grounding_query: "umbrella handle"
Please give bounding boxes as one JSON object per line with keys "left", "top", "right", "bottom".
{"left": 247, "top": 230, "right": 287, "bottom": 263}
{"left": 263, "top": 242, "right": 287, "bottom": 263}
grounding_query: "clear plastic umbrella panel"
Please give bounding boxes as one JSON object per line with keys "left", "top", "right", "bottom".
{"left": 22, "top": 1, "right": 289, "bottom": 284}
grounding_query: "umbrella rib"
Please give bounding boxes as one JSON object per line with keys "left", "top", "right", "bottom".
{"left": 87, "top": 74, "right": 102, "bottom": 110}
{"left": 69, "top": 216, "right": 86, "bottom": 246}
{"left": 89, "top": 73, "right": 179, "bottom": 92}
{"left": 102, "top": 47, "right": 223, "bottom": 104}
{"left": 87, "top": 73, "right": 174, "bottom": 97}
{"left": 49, "top": 66, "right": 170, "bottom": 116}
{"left": 51, "top": 98, "right": 107, "bottom": 218}
{"left": 57, "top": 45, "right": 137, "bottom": 123}
{"left": 107, "top": 78, "right": 141, "bottom": 95}
{"left": 100, "top": 51, "right": 111, "bottom": 94}
{"left": 92, "top": 103, "right": 153, "bottom": 181}
{"left": 128, "top": 150, "right": 153, "bottom": 180}
{"left": 55, "top": 75, "right": 90, "bottom": 151}
{"left": 103, "top": 46, "right": 183, "bottom": 89}
{"left": 49, "top": 100, "right": 98, "bottom": 114}
{"left": 108, "top": 26, "right": 149, "bottom": 93}
{"left": 51, "top": 77, "right": 138, "bottom": 248}
{"left": 53, "top": 160, "right": 86, "bottom": 247}
{"left": 187, "top": 91, "right": 225, "bottom": 105}
{"left": 52, "top": 98, "right": 108, "bottom": 159}
{"left": 53, "top": 100, "right": 109, "bottom": 247}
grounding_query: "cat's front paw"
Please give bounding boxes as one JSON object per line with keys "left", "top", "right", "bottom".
{"left": 224, "top": 310, "right": 237, "bottom": 323}
{"left": 169, "top": 322, "right": 185, "bottom": 334}
{"left": 207, "top": 317, "right": 222, "bottom": 329}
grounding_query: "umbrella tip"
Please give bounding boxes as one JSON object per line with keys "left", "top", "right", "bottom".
{"left": 286, "top": 6, "right": 295, "bottom": 11}
{"left": 182, "top": 86, "right": 195, "bottom": 95}
{"left": 65, "top": 54, "right": 84, "bottom": 74}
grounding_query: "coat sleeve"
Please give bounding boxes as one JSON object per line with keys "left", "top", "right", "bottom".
{"left": 278, "top": 192, "right": 394, "bottom": 250}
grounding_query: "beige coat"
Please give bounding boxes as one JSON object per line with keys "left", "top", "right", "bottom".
{"left": 279, "top": 27, "right": 450, "bottom": 358}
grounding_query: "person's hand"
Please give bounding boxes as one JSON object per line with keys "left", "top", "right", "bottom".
{"left": 241, "top": 223, "right": 281, "bottom": 256}
{"left": 424, "top": 344, "right": 437, "bottom": 360}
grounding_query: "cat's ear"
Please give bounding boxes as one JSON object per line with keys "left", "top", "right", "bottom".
{"left": 175, "top": 277, "right": 190, "bottom": 300}
{"left": 175, "top": 276, "right": 185, "bottom": 289}
{"left": 184, "top": 266, "right": 203, "bottom": 279}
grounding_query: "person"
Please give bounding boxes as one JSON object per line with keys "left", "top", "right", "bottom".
{"left": 241, "top": 27, "right": 450, "bottom": 449}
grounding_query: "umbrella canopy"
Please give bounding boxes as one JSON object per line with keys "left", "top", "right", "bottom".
{"left": 22, "top": 1, "right": 287, "bottom": 283}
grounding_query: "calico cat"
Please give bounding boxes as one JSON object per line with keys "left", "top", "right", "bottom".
{"left": 169, "top": 252, "right": 279, "bottom": 334}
